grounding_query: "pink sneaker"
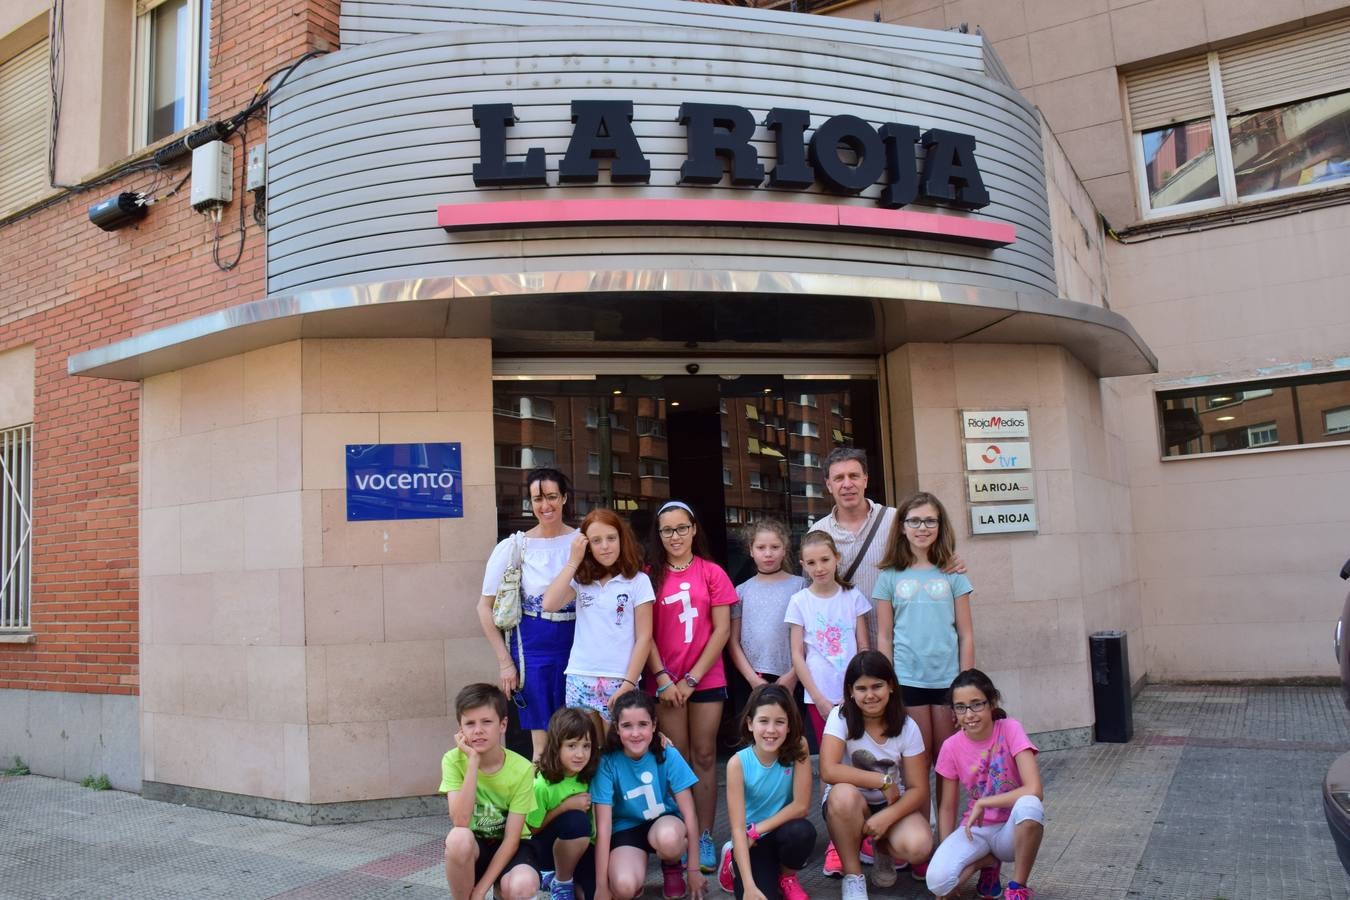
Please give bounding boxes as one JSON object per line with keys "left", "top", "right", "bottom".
{"left": 717, "top": 842, "right": 735, "bottom": 894}
{"left": 1004, "top": 885, "right": 1035, "bottom": 900}
{"left": 822, "top": 842, "right": 842, "bottom": 878}
{"left": 778, "top": 872, "right": 808, "bottom": 900}
{"left": 859, "top": 836, "right": 875, "bottom": 865}
{"left": 976, "top": 863, "right": 1003, "bottom": 898}
{"left": 909, "top": 861, "right": 928, "bottom": 881}
{"left": 662, "top": 862, "right": 688, "bottom": 900}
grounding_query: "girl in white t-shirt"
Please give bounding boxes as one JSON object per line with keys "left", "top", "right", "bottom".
{"left": 543, "top": 508, "right": 654, "bottom": 732}
{"left": 819, "top": 650, "right": 932, "bottom": 900}
{"left": 785, "top": 531, "right": 871, "bottom": 744}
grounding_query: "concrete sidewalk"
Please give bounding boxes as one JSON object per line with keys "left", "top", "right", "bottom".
{"left": 2, "top": 684, "right": 1347, "bottom": 899}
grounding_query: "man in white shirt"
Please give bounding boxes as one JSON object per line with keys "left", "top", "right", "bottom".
{"left": 808, "top": 447, "right": 897, "bottom": 649}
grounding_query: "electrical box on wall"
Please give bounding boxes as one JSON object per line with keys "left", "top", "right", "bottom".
{"left": 190, "top": 140, "right": 234, "bottom": 211}
{"left": 246, "top": 145, "right": 266, "bottom": 192}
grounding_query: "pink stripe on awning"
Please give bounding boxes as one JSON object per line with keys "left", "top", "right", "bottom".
{"left": 437, "top": 198, "right": 1015, "bottom": 246}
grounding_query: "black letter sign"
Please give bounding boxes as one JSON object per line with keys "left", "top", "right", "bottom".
{"left": 920, "top": 129, "right": 991, "bottom": 209}
{"left": 678, "top": 103, "right": 765, "bottom": 186}
{"left": 471, "top": 104, "right": 547, "bottom": 187}
{"left": 764, "top": 107, "right": 814, "bottom": 189}
{"left": 877, "top": 123, "right": 920, "bottom": 209}
{"left": 559, "top": 101, "right": 651, "bottom": 183}
{"left": 808, "top": 115, "right": 886, "bottom": 194}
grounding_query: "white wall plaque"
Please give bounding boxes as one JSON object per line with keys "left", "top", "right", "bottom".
{"left": 961, "top": 410, "right": 1030, "bottom": 439}
{"left": 964, "top": 440, "right": 1032, "bottom": 471}
{"left": 970, "top": 502, "right": 1038, "bottom": 534}
{"left": 967, "top": 472, "right": 1035, "bottom": 502}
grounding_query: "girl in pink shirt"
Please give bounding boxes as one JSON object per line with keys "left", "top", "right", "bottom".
{"left": 927, "top": 669, "right": 1045, "bottom": 900}
{"left": 644, "top": 500, "right": 737, "bottom": 876}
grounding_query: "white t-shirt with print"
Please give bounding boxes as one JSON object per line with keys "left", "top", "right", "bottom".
{"left": 783, "top": 585, "right": 871, "bottom": 706}
{"left": 820, "top": 705, "right": 926, "bottom": 805}
{"left": 565, "top": 572, "right": 656, "bottom": 679}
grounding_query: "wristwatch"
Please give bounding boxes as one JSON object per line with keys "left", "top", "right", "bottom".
{"left": 684, "top": 673, "right": 700, "bottom": 688}
{"left": 880, "top": 772, "right": 894, "bottom": 789}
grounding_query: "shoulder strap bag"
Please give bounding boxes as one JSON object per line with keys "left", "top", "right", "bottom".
{"left": 492, "top": 533, "right": 527, "bottom": 690}
{"left": 842, "top": 507, "right": 887, "bottom": 585}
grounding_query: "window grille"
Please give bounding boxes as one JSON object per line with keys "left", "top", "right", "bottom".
{"left": 1, "top": 424, "right": 33, "bottom": 630}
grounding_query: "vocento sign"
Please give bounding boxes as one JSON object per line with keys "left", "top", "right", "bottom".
{"left": 346, "top": 443, "right": 463, "bottom": 521}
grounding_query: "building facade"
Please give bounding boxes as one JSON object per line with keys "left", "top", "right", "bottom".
{"left": 0, "top": 0, "right": 1345, "bottom": 818}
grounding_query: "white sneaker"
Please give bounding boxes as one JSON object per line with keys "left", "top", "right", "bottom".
{"left": 870, "top": 850, "right": 896, "bottom": 888}
{"left": 842, "top": 873, "right": 869, "bottom": 900}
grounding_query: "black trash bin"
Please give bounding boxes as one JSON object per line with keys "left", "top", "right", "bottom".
{"left": 1090, "top": 630, "right": 1133, "bottom": 743}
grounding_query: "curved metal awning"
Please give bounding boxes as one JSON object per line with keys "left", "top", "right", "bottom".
{"left": 67, "top": 269, "right": 1157, "bottom": 380}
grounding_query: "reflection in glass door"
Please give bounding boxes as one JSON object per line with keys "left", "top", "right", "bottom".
{"left": 492, "top": 374, "right": 885, "bottom": 572}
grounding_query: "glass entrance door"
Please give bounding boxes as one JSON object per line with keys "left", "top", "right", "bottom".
{"left": 492, "top": 373, "right": 886, "bottom": 568}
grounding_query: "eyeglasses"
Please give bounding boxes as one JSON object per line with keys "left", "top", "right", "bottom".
{"left": 511, "top": 691, "right": 528, "bottom": 710}
{"left": 952, "top": 700, "right": 989, "bottom": 715}
{"left": 903, "top": 517, "right": 941, "bottom": 530}
{"left": 658, "top": 524, "right": 693, "bottom": 538}
{"left": 532, "top": 493, "right": 563, "bottom": 504}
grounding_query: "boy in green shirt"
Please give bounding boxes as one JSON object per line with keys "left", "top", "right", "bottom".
{"left": 442, "top": 683, "right": 539, "bottom": 900}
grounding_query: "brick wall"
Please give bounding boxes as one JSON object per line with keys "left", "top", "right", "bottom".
{"left": 0, "top": 0, "right": 340, "bottom": 695}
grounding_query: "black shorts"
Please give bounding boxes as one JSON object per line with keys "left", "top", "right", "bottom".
{"left": 690, "top": 686, "right": 728, "bottom": 703}
{"left": 473, "top": 835, "right": 537, "bottom": 884}
{"left": 821, "top": 791, "right": 887, "bottom": 818}
{"left": 901, "top": 684, "right": 949, "bottom": 707}
{"left": 610, "top": 820, "right": 658, "bottom": 851}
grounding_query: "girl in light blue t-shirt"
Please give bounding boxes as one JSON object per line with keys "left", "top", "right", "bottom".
{"left": 873, "top": 491, "right": 974, "bottom": 847}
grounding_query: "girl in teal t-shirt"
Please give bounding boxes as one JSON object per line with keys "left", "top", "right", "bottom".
{"left": 873, "top": 491, "right": 974, "bottom": 852}
{"left": 528, "top": 708, "right": 602, "bottom": 900}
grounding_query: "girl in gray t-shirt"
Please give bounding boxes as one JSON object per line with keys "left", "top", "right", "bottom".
{"left": 728, "top": 520, "right": 806, "bottom": 691}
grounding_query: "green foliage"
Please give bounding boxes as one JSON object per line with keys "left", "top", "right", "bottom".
{"left": 81, "top": 773, "right": 111, "bottom": 791}
{"left": 1, "top": 756, "right": 30, "bottom": 776}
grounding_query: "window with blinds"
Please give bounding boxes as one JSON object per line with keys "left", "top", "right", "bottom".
{"left": 1124, "top": 18, "right": 1350, "bottom": 217}
{"left": 0, "top": 40, "right": 51, "bottom": 220}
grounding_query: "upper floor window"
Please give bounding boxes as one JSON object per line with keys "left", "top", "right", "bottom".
{"left": 1125, "top": 19, "right": 1350, "bottom": 218}
{"left": 1157, "top": 369, "right": 1350, "bottom": 457}
{"left": 0, "top": 39, "right": 50, "bottom": 219}
{"left": 135, "top": 0, "right": 211, "bottom": 148}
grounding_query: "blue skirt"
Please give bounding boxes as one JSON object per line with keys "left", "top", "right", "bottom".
{"left": 509, "top": 614, "right": 576, "bottom": 730}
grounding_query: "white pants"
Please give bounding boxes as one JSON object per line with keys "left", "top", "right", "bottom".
{"left": 925, "top": 795, "right": 1044, "bottom": 896}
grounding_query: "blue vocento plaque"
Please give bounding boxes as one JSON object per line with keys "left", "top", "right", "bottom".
{"left": 346, "top": 443, "right": 463, "bottom": 521}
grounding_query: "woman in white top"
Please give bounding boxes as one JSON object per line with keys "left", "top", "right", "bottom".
{"left": 542, "top": 507, "right": 654, "bottom": 734}
{"left": 477, "top": 467, "right": 579, "bottom": 758}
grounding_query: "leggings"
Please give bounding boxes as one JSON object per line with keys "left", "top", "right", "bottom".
{"left": 925, "top": 795, "right": 1044, "bottom": 896}
{"left": 731, "top": 818, "right": 817, "bottom": 900}
{"left": 531, "top": 809, "right": 596, "bottom": 900}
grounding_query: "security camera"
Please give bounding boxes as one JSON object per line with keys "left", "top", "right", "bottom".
{"left": 685, "top": 363, "right": 700, "bottom": 375}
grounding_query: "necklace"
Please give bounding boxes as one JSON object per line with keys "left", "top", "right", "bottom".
{"left": 668, "top": 558, "right": 694, "bottom": 572}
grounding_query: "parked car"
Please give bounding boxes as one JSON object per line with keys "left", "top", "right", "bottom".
{"left": 1323, "top": 556, "right": 1350, "bottom": 874}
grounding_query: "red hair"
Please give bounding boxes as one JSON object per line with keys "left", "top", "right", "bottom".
{"left": 575, "top": 508, "right": 644, "bottom": 582}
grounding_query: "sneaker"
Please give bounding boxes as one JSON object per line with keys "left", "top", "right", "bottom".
{"left": 841, "top": 873, "right": 869, "bottom": 900}
{"left": 700, "top": 831, "right": 717, "bottom": 874}
{"left": 717, "top": 842, "right": 735, "bottom": 894}
{"left": 778, "top": 872, "right": 808, "bottom": 900}
{"left": 870, "top": 850, "right": 896, "bottom": 888}
{"left": 1004, "top": 884, "right": 1035, "bottom": 900}
{"left": 550, "top": 878, "right": 575, "bottom": 900}
{"left": 822, "top": 841, "right": 843, "bottom": 878}
{"left": 976, "top": 863, "right": 1003, "bottom": 899}
{"left": 540, "top": 871, "right": 555, "bottom": 894}
{"left": 909, "top": 861, "right": 928, "bottom": 882}
{"left": 859, "top": 836, "right": 874, "bottom": 865}
{"left": 662, "top": 862, "right": 689, "bottom": 900}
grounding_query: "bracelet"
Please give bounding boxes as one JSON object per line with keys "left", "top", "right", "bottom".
{"left": 656, "top": 681, "right": 673, "bottom": 696}
{"left": 653, "top": 668, "right": 669, "bottom": 680}
{"left": 621, "top": 677, "right": 637, "bottom": 688}
{"left": 746, "top": 822, "right": 762, "bottom": 843}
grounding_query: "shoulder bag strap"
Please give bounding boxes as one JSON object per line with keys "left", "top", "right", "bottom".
{"left": 842, "top": 506, "right": 888, "bottom": 585}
